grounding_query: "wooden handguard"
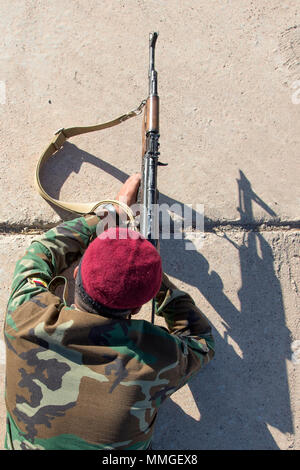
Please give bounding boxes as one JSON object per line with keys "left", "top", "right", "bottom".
{"left": 146, "top": 95, "right": 159, "bottom": 133}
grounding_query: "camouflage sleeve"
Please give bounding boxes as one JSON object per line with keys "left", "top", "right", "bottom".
{"left": 155, "top": 273, "right": 215, "bottom": 368}
{"left": 6, "top": 214, "right": 99, "bottom": 323}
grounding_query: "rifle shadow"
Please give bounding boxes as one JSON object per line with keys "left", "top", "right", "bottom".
{"left": 41, "top": 148, "right": 293, "bottom": 449}
{"left": 152, "top": 170, "right": 293, "bottom": 449}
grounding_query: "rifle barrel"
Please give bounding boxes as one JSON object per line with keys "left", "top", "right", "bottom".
{"left": 149, "top": 32, "right": 158, "bottom": 96}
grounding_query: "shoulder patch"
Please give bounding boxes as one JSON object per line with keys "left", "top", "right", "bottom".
{"left": 28, "top": 277, "right": 48, "bottom": 288}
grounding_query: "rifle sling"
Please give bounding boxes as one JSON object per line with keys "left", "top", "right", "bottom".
{"left": 35, "top": 101, "right": 146, "bottom": 220}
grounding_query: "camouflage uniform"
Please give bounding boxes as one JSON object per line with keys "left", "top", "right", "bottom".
{"left": 3, "top": 214, "right": 215, "bottom": 450}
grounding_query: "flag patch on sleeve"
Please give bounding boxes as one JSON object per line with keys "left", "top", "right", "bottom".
{"left": 28, "top": 277, "right": 48, "bottom": 288}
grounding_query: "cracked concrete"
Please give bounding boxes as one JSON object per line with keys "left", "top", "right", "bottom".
{"left": 0, "top": 0, "right": 299, "bottom": 450}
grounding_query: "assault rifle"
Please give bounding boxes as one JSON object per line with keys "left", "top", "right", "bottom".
{"left": 139, "top": 32, "right": 166, "bottom": 324}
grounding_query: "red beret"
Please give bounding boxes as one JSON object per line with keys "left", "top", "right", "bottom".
{"left": 80, "top": 227, "right": 162, "bottom": 310}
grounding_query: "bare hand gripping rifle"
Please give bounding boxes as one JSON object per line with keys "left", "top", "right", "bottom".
{"left": 139, "top": 32, "right": 167, "bottom": 324}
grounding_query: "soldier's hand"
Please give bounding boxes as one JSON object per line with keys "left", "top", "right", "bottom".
{"left": 114, "top": 173, "right": 141, "bottom": 215}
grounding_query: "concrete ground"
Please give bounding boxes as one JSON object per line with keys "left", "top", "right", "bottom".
{"left": 0, "top": 0, "right": 299, "bottom": 450}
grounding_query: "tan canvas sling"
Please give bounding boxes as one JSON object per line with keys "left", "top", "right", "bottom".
{"left": 35, "top": 100, "right": 146, "bottom": 226}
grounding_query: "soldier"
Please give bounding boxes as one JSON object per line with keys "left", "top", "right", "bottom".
{"left": 4, "top": 174, "right": 215, "bottom": 450}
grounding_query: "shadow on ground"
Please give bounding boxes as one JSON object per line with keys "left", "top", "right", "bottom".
{"left": 40, "top": 142, "right": 209, "bottom": 227}
{"left": 153, "top": 171, "right": 293, "bottom": 450}
{"left": 45, "top": 146, "right": 293, "bottom": 449}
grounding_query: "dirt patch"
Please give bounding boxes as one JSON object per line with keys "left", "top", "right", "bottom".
{"left": 279, "top": 25, "right": 300, "bottom": 78}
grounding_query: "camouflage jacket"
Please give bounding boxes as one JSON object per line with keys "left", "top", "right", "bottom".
{"left": 4, "top": 214, "right": 214, "bottom": 450}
